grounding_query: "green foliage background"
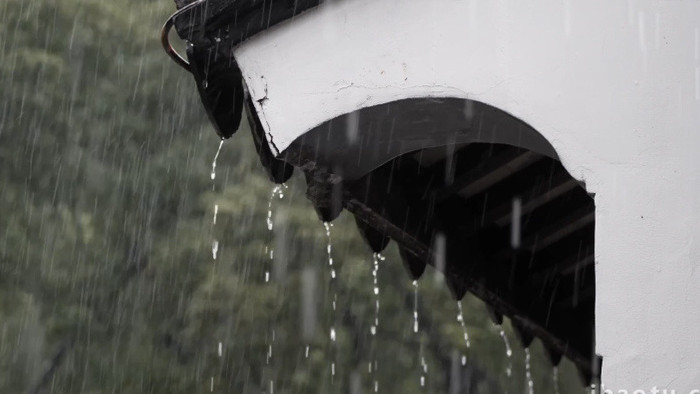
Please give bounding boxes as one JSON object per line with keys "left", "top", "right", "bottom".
{"left": 0, "top": 0, "right": 587, "bottom": 392}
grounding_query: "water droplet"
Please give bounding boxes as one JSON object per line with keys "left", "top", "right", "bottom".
{"left": 211, "top": 240, "right": 219, "bottom": 260}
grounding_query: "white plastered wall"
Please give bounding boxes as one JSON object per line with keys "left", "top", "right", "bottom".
{"left": 234, "top": 0, "right": 700, "bottom": 389}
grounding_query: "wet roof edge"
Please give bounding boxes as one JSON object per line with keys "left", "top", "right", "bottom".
{"left": 173, "top": 0, "right": 322, "bottom": 48}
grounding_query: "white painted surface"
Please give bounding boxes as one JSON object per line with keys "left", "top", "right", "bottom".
{"left": 234, "top": 0, "right": 700, "bottom": 389}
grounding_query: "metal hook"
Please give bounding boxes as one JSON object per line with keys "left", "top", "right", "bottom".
{"left": 161, "top": 0, "right": 204, "bottom": 73}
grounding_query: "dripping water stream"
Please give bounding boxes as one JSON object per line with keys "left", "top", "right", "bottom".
{"left": 209, "top": 139, "right": 224, "bottom": 392}
{"left": 413, "top": 281, "right": 419, "bottom": 334}
{"left": 210, "top": 140, "right": 224, "bottom": 181}
{"left": 499, "top": 326, "right": 513, "bottom": 379}
{"left": 419, "top": 343, "right": 428, "bottom": 388}
{"left": 371, "top": 253, "right": 382, "bottom": 335}
{"left": 323, "top": 222, "right": 338, "bottom": 384}
{"left": 265, "top": 185, "right": 287, "bottom": 281}
{"left": 412, "top": 280, "right": 427, "bottom": 388}
{"left": 370, "top": 252, "right": 384, "bottom": 392}
{"left": 456, "top": 301, "right": 471, "bottom": 366}
{"left": 264, "top": 184, "right": 286, "bottom": 394}
{"left": 525, "top": 347, "right": 534, "bottom": 394}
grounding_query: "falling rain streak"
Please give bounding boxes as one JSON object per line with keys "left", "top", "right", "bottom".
{"left": 211, "top": 240, "right": 219, "bottom": 260}
{"left": 301, "top": 266, "right": 318, "bottom": 359}
{"left": 433, "top": 233, "right": 446, "bottom": 284}
{"left": 510, "top": 196, "right": 522, "bottom": 249}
